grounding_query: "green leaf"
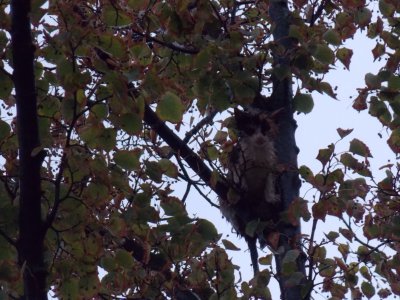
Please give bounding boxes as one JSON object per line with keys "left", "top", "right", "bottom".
{"left": 196, "top": 219, "right": 219, "bottom": 242}
{"left": 85, "top": 182, "right": 109, "bottom": 204}
{"left": 97, "top": 128, "right": 117, "bottom": 151}
{"left": 161, "top": 196, "right": 186, "bottom": 217}
{"left": 156, "top": 91, "right": 185, "bottom": 123}
{"left": 91, "top": 103, "right": 108, "bottom": 119}
{"left": 319, "top": 81, "right": 336, "bottom": 98}
{"left": 379, "top": 0, "right": 395, "bottom": 17}
{"left": 144, "top": 161, "right": 162, "bottom": 183}
{"left": 367, "top": 18, "right": 383, "bottom": 39}
{"left": 299, "top": 165, "right": 314, "bottom": 182}
{"left": 114, "top": 150, "right": 141, "bottom": 171}
{"left": 194, "top": 48, "right": 211, "bottom": 69}
{"left": 0, "top": 31, "right": 8, "bottom": 49}
{"left": 245, "top": 220, "right": 259, "bottom": 238}
{"left": 207, "top": 145, "right": 219, "bottom": 160}
{"left": 325, "top": 231, "right": 339, "bottom": 242}
{"left": 369, "top": 96, "right": 391, "bottom": 125}
{"left": 115, "top": 249, "right": 134, "bottom": 268}
{"left": 318, "top": 258, "right": 335, "bottom": 277}
{"left": 326, "top": 169, "right": 344, "bottom": 185}
{"left": 323, "top": 29, "right": 341, "bottom": 46}
{"left": 120, "top": 112, "right": 142, "bottom": 135}
{"left": 79, "top": 125, "right": 102, "bottom": 147}
{"left": 349, "top": 138, "right": 372, "bottom": 157}
{"left": 214, "top": 130, "right": 228, "bottom": 144}
{"left": 39, "top": 96, "right": 60, "bottom": 117}
{"left": 230, "top": 78, "right": 257, "bottom": 105}
{"left": 59, "top": 278, "right": 79, "bottom": 299}
{"left": 0, "top": 120, "right": 10, "bottom": 142}
{"left": 283, "top": 250, "right": 300, "bottom": 264}
{"left": 210, "top": 78, "right": 231, "bottom": 111}
{"left": 127, "top": 0, "right": 150, "bottom": 10}
{"left": 381, "top": 31, "right": 400, "bottom": 50}
{"left": 361, "top": 281, "right": 375, "bottom": 299}
{"left": 387, "top": 129, "right": 400, "bottom": 154}
{"left": 338, "top": 243, "right": 349, "bottom": 258}
{"left": 312, "top": 44, "right": 335, "bottom": 65}
{"left": 293, "top": 93, "right": 314, "bottom": 114}
{"left": 316, "top": 144, "right": 334, "bottom": 167}
{"left": 360, "top": 266, "right": 371, "bottom": 280}
{"left": 159, "top": 159, "right": 178, "bottom": 178}
{"left": 336, "top": 47, "right": 353, "bottom": 70}
{"left": 340, "top": 153, "right": 359, "bottom": 172}
{"left": 130, "top": 44, "right": 152, "bottom": 66}
{"left": 103, "top": 5, "right": 131, "bottom": 26}
{"left": 222, "top": 239, "right": 241, "bottom": 251}
{"left": 365, "top": 73, "right": 381, "bottom": 89}
{"left": 388, "top": 75, "right": 400, "bottom": 91}
{"left": 289, "top": 25, "right": 304, "bottom": 41}
{"left": 100, "top": 257, "right": 117, "bottom": 272}
{"left": 355, "top": 7, "right": 372, "bottom": 27}
{"left": 61, "top": 98, "right": 78, "bottom": 122}
{"left": 0, "top": 71, "right": 13, "bottom": 100}
{"left": 378, "top": 70, "right": 393, "bottom": 81}
{"left": 259, "top": 254, "right": 273, "bottom": 265}
{"left": 313, "top": 246, "right": 327, "bottom": 260}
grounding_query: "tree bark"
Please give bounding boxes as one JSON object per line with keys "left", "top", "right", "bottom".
{"left": 11, "top": 1, "right": 47, "bottom": 299}
{"left": 269, "top": 1, "right": 307, "bottom": 299}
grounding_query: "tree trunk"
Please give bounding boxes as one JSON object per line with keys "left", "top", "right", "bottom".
{"left": 11, "top": 1, "right": 48, "bottom": 299}
{"left": 269, "top": 1, "right": 307, "bottom": 299}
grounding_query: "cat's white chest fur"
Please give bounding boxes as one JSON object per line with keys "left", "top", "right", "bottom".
{"left": 230, "top": 131, "right": 278, "bottom": 203}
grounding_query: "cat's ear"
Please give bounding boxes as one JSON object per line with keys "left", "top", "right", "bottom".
{"left": 234, "top": 108, "right": 249, "bottom": 124}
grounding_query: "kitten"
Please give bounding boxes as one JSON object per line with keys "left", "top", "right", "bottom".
{"left": 220, "top": 108, "right": 281, "bottom": 273}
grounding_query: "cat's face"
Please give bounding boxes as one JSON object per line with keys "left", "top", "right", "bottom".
{"left": 234, "top": 109, "right": 273, "bottom": 147}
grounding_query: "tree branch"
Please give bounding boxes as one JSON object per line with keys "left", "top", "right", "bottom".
{"left": 183, "top": 110, "right": 218, "bottom": 145}
{"left": 0, "top": 229, "right": 17, "bottom": 247}
{"left": 175, "top": 155, "right": 219, "bottom": 208}
{"left": 131, "top": 28, "right": 199, "bottom": 55}
{"left": 142, "top": 104, "right": 228, "bottom": 200}
{"left": 309, "top": 0, "right": 327, "bottom": 26}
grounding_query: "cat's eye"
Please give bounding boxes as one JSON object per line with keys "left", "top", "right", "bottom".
{"left": 244, "top": 127, "right": 255, "bottom": 135}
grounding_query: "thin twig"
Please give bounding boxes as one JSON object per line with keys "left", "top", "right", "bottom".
{"left": 131, "top": 28, "right": 199, "bottom": 54}
{"left": 175, "top": 155, "right": 219, "bottom": 208}
{"left": 309, "top": 0, "right": 327, "bottom": 26}
{"left": 0, "top": 229, "right": 17, "bottom": 247}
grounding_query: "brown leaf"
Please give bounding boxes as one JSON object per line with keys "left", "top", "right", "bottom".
{"left": 352, "top": 91, "right": 368, "bottom": 111}
{"left": 337, "top": 128, "right": 353, "bottom": 139}
{"left": 372, "top": 43, "right": 385, "bottom": 61}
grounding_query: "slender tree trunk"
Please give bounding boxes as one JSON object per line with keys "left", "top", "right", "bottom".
{"left": 269, "top": 1, "right": 307, "bottom": 299}
{"left": 11, "top": 1, "right": 48, "bottom": 299}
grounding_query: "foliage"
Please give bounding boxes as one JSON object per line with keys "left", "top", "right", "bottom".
{"left": 0, "top": 0, "right": 399, "bottom": 299}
